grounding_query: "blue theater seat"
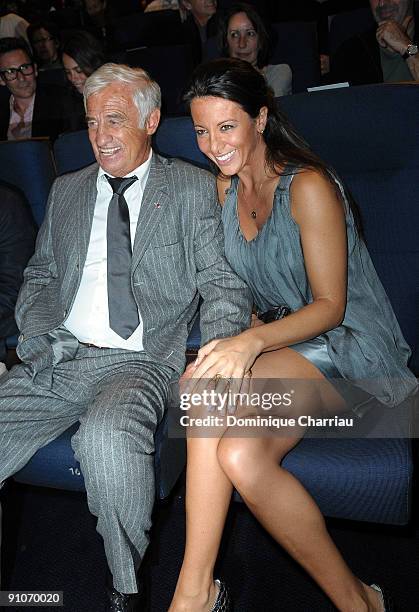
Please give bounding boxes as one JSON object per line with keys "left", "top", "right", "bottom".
{"left": 0, "top": 138, "right": 55, "bottom": 227}
{"left": 53, "top": 130, "right": 96, "bottom": 176}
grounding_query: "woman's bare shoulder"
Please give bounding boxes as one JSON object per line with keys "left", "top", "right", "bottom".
{"left": 290, "top": 168, "right": 343, "bottom": 224}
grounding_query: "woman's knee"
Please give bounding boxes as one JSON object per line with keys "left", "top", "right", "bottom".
{"left": 217, "top": 438, "right": 263, "bottom": 490}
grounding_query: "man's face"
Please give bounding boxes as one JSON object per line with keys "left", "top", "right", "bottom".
{"left": 0, "top": 49, "right": 37, "bottom": 100}
{"left": 31, "top": 28, "right": 58, "bottom": 63}
{"left": 86, "top": 82, "right": 160, "bottom": 177}
{"left": 183, "top": 0, "right": 217, "bottom": 26}
{"left": 369, "top": 0, "right": 411, "bottom": 24}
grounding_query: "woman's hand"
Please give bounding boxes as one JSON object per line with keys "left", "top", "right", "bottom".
{"left": 180, "top": 331, "right": 261, "bottom": 413}
{"left": 192, "top": 330, "right": 263, "bottom": 382}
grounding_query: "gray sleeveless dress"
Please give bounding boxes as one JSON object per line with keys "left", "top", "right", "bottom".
{"left": 221, "top": 166, "right": 417, "bottom": 408}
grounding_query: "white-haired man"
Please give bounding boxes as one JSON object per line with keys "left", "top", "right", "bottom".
{"left": 0, "top": 63, "right": 252, "bottom": 611}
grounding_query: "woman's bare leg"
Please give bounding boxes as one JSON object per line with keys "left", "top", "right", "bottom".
{"left": 169, "top": 436, "right": 232, "bottom": 612}
{"left": 217, "top": 348, "right": 384, "bottom": 612}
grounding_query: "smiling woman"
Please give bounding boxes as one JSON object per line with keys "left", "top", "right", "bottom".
{"left": 167, "top": 57, "right": 417, "bottom": 612}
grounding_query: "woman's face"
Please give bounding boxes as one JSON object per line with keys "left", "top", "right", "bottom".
{"left": 227, "top": 12, "right": 259, "bottom": 67}
{"left": 190, "top": 96, "right": 266, "bottom": 176}
{"left": 63, "top": 53, "right": 88, "bottom": 94}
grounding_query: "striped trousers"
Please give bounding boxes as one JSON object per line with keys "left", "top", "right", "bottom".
{"left": 0, "top": 345, "right": 174, "bottom": 593}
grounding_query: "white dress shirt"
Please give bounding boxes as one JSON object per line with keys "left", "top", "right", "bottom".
{"left": 64, "top": 150, "right": 152, "bottom": 349}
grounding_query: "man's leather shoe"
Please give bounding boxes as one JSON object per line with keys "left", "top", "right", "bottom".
{"left": 106, "top": 585, "right": 146, "bottom": 612}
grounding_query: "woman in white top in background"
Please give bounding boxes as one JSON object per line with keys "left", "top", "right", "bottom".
{"left": 220, "top": 2, "right": 292, "bottom": 97}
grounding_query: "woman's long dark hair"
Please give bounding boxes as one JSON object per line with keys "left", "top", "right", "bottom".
{"left": 184, "top": 58, "right": 362, "bottom": 232}
{"left": 62, "top": 30, "right": 105, "bottom": 77}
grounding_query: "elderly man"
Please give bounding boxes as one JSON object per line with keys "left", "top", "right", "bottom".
{"left": 0, "top": 63, "right": 251, "bottom": 611}
{"left": 0, "top": 37, "right": 77, "bottom": 140}
{"left": 331, "top": 0, "right": 418, "bottom": 84}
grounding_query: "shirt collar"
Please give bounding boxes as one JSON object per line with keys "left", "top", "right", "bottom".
{"left": 97, "top": 148, "right": 153, "bottom": 193}
{"left": 9, "top": 93, "right": 35, "bottom": 118}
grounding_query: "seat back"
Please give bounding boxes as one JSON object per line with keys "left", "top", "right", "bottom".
{"left": 0, "top": 138, "right": 56, "bottom": 226}
{"left": 126, "top": 45, "right": 195, "bottom": 116}
{"left": 107, "top": 9, "right": 184, "bottom": 51}
{"left": 154, "top": 116, "right": 210, "bottom": 169}
{"left": 329, "top": 7, "right": 376, "bottom": 56}
{"left": 270, "top": 21, "right": 321, "bottom": 92}
{"left": 53, "top": 130, "right": 96, "bottom": 175}
{"left": 279, "top": 83, "right": 419, "bottom": 372}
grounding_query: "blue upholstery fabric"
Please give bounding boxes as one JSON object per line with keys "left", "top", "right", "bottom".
{"left": 154, "top": 116, "right": 210, "bottom": 170}
{"left": 53, "top": 130, "right": 95, "bottom": 176}
{"left": 0, "top": 139, "right": 56, "bottom": 226}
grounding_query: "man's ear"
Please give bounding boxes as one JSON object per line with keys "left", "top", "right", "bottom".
{"left": 145, "top": 108, "right": 161, "bottom": 136}
{"left": 0, "top": 77, "right": 6, "bottom": 87}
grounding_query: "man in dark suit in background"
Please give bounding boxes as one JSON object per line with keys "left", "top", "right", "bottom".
{"left": 0, "top": 180, "right": 36, "bottom": 366}
{"left": 0, "top": 63, "right": 251, "bottom": 611}
{"left": 0, "top": 37, "right": 78, "bottom": 141}
{"left": 331, "top": 0, "right": 418, "bottom": 84}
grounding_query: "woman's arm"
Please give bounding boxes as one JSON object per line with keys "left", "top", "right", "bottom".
{"left": 190, "top": 169, "right": 348, "bottom": 380}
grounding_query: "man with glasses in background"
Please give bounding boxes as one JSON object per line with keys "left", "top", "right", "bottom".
{"left": 0, "top": 37, "right": 78, "bottom": 141}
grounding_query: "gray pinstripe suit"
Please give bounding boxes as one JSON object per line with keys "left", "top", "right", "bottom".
{"left": 0, "top": 153, "right": 252, "bottom": 593}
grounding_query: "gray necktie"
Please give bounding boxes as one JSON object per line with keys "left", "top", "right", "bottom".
{"left": 105, "top": 175, "right": 139, "bottom": 339}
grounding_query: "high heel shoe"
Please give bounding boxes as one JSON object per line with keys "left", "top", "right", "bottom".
{"left": 210, "top": 579, "right": 231, "bottom": 612}
{"left": 370, "top": 584, "right": 395, "bottom": 612}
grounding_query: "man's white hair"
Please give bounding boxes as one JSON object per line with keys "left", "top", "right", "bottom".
{"left": 83, "top": 63, "right": 161, "bottom": 128}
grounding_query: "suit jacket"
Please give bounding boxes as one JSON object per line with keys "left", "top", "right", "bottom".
{"left": 15, "top": 154, "right": 252, "bottom": 376}
{"left": 0, "top": 83, "right": 81, "bottom": 142}
{"left": 0, "top": 180, "right": 36, "bottom": 360}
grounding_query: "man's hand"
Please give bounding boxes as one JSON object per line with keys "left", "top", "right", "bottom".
{"left": 376, "top": 15, "right": 413, "bottom": 54}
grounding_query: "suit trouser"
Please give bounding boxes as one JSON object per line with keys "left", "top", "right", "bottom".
{"left": 0, "top": 345, "right": 174, "bottom": 593}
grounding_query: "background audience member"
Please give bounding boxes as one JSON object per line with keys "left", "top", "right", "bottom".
{"left": 0, "top": 37, "right": 81, "bottom": 140}
{"left": 0, "top": 7, "right": 29, "bottom": 42}
{"left": 180, "top": 0, "right": 218, "bottom": 63}
{"left": 27, "top": 20, "right": 62, "bottom": 71}
{"left": 61, "top": 30, "right": 105, "bottom": 130}
{"left": 62, "top": 29, "right": 105, "bottom": 96}
{"left": 145, "top": 0, "right": 179, "bottom": 11}
{"left": 0, "top": 179, "right": 36, "bottom": 367}
{"left": 331, "top": 0, "right": 418, "bottom": 84}
{"left": 219, "top": 2, "right": 292, "bottom": 97}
